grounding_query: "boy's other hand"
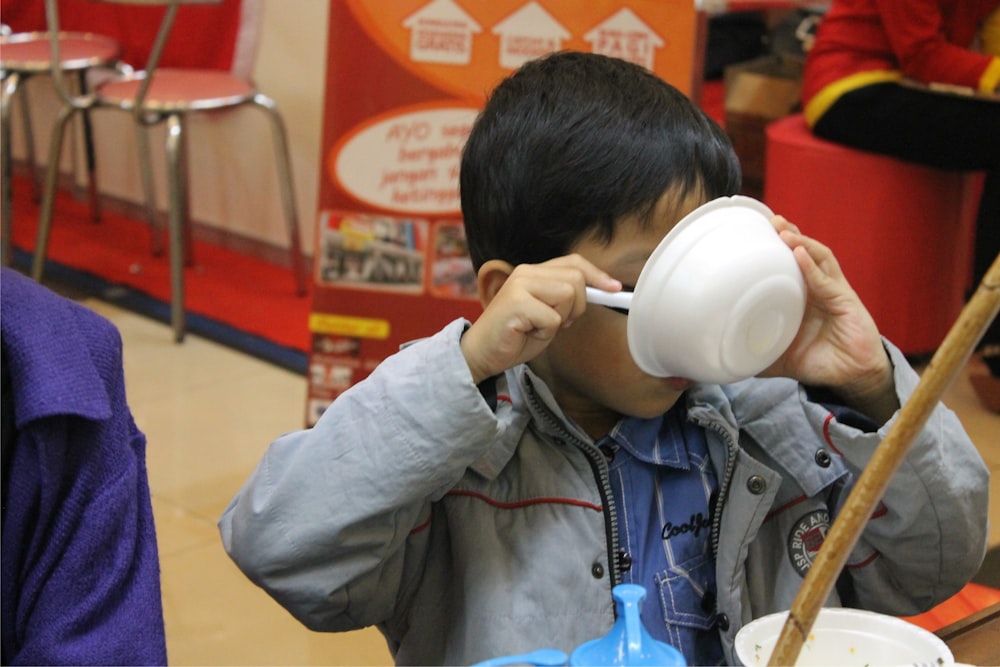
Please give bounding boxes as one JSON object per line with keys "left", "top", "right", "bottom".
{"left": 762, "top": 216, "right": 900, "bottom": 423}
{"left": 461, "top": 255, "right": 621, "bottom": 385}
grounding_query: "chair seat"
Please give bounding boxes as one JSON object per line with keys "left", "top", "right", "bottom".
{"left": 0, "top": 32, "right": 120, "bottom": 72}
{"left": 764, "top": 114, "right": 981, "bottom": 356}
{"left": 97, "top": 69, "right": 256, "bottom": 111}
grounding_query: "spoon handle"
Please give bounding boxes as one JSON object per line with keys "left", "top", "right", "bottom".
{"left": 585, "top": 286, "right": 633, "bottom": 311}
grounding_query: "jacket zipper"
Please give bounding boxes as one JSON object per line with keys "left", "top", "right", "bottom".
{"left": 696, "top": 417, "right": 739, "bottom": 558}
{"left": 525, "top": 385, "right": 622, "bottom": 589}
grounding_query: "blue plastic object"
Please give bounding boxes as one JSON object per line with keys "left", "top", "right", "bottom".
{"left": 472, "top": 585, "right": 686, "bottom": 667}
{"left": 570, "top": 585, "right": 686, "bottom": 667}
{"left": 474, "top": 649, "right": 570, "bottom": 666}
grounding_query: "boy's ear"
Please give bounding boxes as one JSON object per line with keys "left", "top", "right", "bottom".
{"left": 476, "top": 260, "right": 515, "bottom": 308}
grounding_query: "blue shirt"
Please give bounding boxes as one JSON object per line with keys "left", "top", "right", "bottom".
{"left": 598, "top": 403, "right": 725, "bottom": 666}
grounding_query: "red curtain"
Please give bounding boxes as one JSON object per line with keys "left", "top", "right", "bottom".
{"left": 1, "top": 0, "right": 242, "bottom": 72}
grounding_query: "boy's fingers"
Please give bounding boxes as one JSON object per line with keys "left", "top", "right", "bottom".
{"left": 771, "top": 214, "right": 800, "bottom": 235}
{"left": 549, "top": 254, "right": 622, "bottom": 292}
{"left": 514, "top": 258, "right": 622, "bottom": 323}
{"left": 524, "top": 279, "right": 584, "bottom": 323}
{"left": 791, "top": 232, "right": 845, "bottom": 283}
{"left": 514, "top": 305, "right": 565, "bottom": 340}
{"left": 589, "top": 271, "right": 623, "bottom": 292}
{"left": 550, "top": 255, "right": 622, "bottom": 322}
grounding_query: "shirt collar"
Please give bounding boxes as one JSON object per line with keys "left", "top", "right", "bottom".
{"left": 608, "top": 404, "right": 692, "bottom": 470}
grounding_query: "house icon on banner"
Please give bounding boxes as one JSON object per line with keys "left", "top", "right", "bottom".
{"left": 403, "top": 0, "right": 482, "bottom": 65}
{"left": 584, "top": 7, "right": 664, "bottom": 70}
{"left": 492, "top": 2, "right": 571, "bottom": 70}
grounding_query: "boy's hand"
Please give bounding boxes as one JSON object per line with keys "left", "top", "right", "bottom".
{"left": 762, "top": 216, "right": 900, "bottom": 423}
{"left": 461, "top": 255, "right": 621, "bottom": 385}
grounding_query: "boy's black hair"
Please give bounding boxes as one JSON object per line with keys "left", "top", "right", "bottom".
{"left": 460, "top": 51, "right": 741, "bottom": 271}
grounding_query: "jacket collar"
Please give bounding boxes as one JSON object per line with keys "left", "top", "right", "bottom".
{"left": 714, "top": 377, "right": 847, "bottom": 497}
{"left": 464, "top": 340, "right": 847, "bottom": 497}
{"left": 476, "top": 365, "right": 714, "bottom": 476}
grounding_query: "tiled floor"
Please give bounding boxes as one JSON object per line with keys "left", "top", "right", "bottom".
{"left": 80, "top": 300, "right": 393, "bottom": 666}
{"left": 79, "top": 297, "right": 998, "bottom": 666}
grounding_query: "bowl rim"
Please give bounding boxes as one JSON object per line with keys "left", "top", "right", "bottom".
{"left": 633, "top": 195, "right": 775, "bottom": 302}
{"left": 733, "top": 607, "right": 955, "bottom": 666}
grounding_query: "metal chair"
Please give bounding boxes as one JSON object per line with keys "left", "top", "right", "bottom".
{"left": 34, "top": 0, "right": 307, "bottom": 342}
{"left": 1, "top": 26, "right": 126, "bottom": 266}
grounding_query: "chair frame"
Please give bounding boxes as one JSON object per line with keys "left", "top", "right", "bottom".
{"left": 1, "top": 28, "right": 128, "bottom": 267}
{"left": 35, "top": 0, "right": 307, "bottom": 342}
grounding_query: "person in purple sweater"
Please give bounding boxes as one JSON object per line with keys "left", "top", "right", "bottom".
{"left": 1, "top": 268, "right": 167, "bottom": 665}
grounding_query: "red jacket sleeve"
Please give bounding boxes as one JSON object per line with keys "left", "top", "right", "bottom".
{"left": 875, "top": 0, "right": 999, "bottom": 89}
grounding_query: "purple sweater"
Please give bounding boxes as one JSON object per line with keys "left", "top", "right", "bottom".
{"left": 1, "top": 268, "right": 167, "bottom": 665}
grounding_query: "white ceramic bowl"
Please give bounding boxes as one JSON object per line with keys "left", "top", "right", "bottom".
{"left": 734, "top": 608, "right": 955, "bottom": 666}
{"left": 626, "top": 195, "right": 805, "bottom": 384}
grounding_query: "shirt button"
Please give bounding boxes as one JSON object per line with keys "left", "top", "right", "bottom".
{"left": 746, "top": 475, "right": 767, "bottom": 495}
{"left": 599, "top": 444, "right": 615, "bottom": 462}
{"left": 717, "top": 613, "right": 730, "bottom": 632}
{"left": 618, "top": 551, "right": 632, "bottom": 572}
{"left": 815, "top": 448, "right": 832, "bottom": 468}
{"left": 591, "top": 563, "right": 605, "bottom": 579}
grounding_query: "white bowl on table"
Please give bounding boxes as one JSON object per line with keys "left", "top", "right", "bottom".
{"left": 734, "top": 607, "right": 955, "bottom": 666}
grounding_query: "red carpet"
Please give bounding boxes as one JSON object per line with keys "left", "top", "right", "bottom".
{"left": 7, "top": 174, "right": 311, "bottom": 370}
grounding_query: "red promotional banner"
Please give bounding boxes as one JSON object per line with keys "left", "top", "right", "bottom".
{"left": 306, "top": 0, "right": 698, "bottom": 425}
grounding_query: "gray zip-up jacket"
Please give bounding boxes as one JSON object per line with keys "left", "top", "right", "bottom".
{"left": 219, "top": 319, "right": 989, "bottom": 666}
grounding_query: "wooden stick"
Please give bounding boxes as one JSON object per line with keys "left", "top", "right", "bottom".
{"left": 768, "top": 251, "right": 1000, "bottom": 666}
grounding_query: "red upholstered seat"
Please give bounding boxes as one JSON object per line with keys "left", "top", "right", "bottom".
{"left": 0, "top": 32, "right": 121, "bottom": 72}
{"left": 97, "top": 69, "right": 256, "bottom": 110}
{"left": 1, "top": 29, "right": 125, "bottom": 266}
{"left": 0, "top": 0, "right": 243, "bottom": 74}
{"left": 764, "top": 114, "right": 982, "bottom": 356}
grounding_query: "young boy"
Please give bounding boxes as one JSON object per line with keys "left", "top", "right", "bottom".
{"left": 220, "top": 52, "right": 988, "bottom": 666}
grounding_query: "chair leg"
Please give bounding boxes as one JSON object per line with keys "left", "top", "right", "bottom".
{"left": 32, "top": 103, "right": 78, "bottom": 282}
{"left": 164, "top": 114, "right": 186, "bottom": 343}
{"left": 77, "top": 70, "right": 101, "bottom": 223}
{"left": 135, "top": 121, "right": 163, "bottom": 256}
{"left": 254, "top": 93, "right": 307, "bottom": 296}
{"left": 177, "top": 114, "right": 194, "bottom": 268}
{"left": 1, "top": 73, "right": 20, "bottom": 267}
{"left": 15, "top": 80, "right": 41, "bottom": 203}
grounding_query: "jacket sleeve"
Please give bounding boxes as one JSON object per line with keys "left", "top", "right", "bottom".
{"left": 876, "top": 0, "right": 1000, "bottom": 92}
{"left": 805, "top": 341, "right": 990, "bottom": 615}
{"left": 219, "top": 319, "right": 504, "bottom": 632}
{"left": 984, "top": 4, "right": 1000, "bottom": 55}
{"left": 981, "top": 5, "right": 1000, "bottom": 91}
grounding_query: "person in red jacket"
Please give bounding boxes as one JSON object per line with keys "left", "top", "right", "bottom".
{"left": 802, "top": 0, "right": 1000, "bottom": 411}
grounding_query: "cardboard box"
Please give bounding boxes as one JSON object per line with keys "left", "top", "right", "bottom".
{"left": 723, "top": 54, "right": 803, "bottom": 199}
